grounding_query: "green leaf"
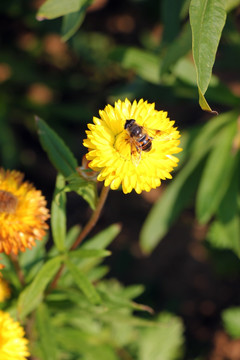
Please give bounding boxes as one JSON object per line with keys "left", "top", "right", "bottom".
{"left": 82, "top": 223, "right": 121, "bottom": 250}
{"left": 65, "top": 172, "right": 97, "bottom": 210}
{"left": 140, "top": 111, "right": 236, "bottom": 253}
{"left": 139, "top": 313, "right": 185, "bottom": 360}
{"left": 189, "top": 0, "right": 226, "bottom": 112}
{"left": 207, "top": 163, "right": 240, "bottom": 256}
{"left": 226, "top": 0, "right": 240, "bottom": 12}
{"left": 196, "top": 119, "right": 237, "bottom": 224}
{"left": 110, "top": 47, "right": 161, "bottom": 84}
{"left": 65, "top": 258, "right": 101, "bottom": 304}
{"left": 36, "top": 117, "right": 78, "bottom": 177}
{"left": 160, "top": 23, "right": 192, "bottom": 76}
{"left": 69, "top": 248, "right": 111, "bottom": 259}
{"left": 51, "top": 174, "right": 67, "bottom": 252}
{"left": 61, "top": 8, "right": 86, "bottom": 42}
{"left": 17, "top": 256, "right": 62, "bottom": 320}
{"left": 37, "top": 0, "right": 89, "bottom": 20}
{"left": 36, "top": 303, "right": 58, "bottom": 360}
{"left": 222, "top": 307, "right": 240, "bottom": 338}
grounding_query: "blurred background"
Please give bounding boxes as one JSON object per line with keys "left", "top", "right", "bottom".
{"left": 0, "top": 0, "right": 240, "bottom": 358}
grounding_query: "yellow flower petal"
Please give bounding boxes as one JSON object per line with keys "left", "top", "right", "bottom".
{"left": 0, "top": 311, "right": 30, "bottom": 360}
{"left": 83, "top": 99, "right": 182, "bottom": 194}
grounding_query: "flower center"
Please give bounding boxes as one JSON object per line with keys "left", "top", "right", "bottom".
{"left": 114, "top": 131, "right": 132, "bottom": 162}
{"left": 0, "top": 190, "right": 18, "bottom": 214}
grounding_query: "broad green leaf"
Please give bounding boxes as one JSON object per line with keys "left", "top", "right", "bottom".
{"left": 69, "top": 248, "right": 111, "bottom": 259}
{"left": 36, "top": 303, "right": 58, "bottom": 360}
{"left": 37, "top": 0, "right": 89, "bottom": 20}
{"left": 65, "top": 258, "right": 101, "bottom": 304}
{"left": 207, "top": 163, "right": 240, "bottom": 256}
{"left": 139, "top": 313, "right": 184, "bottom": 360}
{"left": 189, "top": 0, "right": 226, "bottom": 112}
{"left": 36, "top": 117, "right": 78, "bottom": 177}
{"left": 222, "top": 307, "right": 240, "bottom": 338}
{"left": 65, "top": 172, "right": 97, "bottom": 210}
{"left": 51, "top": 174, "right": 66, "bottom": 252}
{"left": 17, "top": 256, "right": 62, "bottom": 319}
{"left": 140, "top": 111, "right": 236, "bottom": 253}
{"left": 110, "top": 47, "right": 161, "bottom": 84}
{"left": 226, "top": 0, "right": 240, "bottom": 12}
{"left": 196, "top": 119, "right": 237, "bottom": 224}
{"left": 62, "top": 8, "right": 86, "bottom": 42}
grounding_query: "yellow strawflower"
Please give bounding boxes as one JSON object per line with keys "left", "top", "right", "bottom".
{"left": 0, "top": 278, "right": 11, "bottom": 302}
{"left": 83, "top": 98, "right": 181, "bottom": 194}
{"left": 0, "top": 168, "right": 49, "bottom": 255}
{"left": 0, "top": 311, "right": 30, "bottom": 360}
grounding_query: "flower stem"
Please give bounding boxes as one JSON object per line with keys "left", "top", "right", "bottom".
{"left": 49, "top": 185, "right": 110, "bottom": 291}
{"left": 10, "top": 253, "right": 25, "bottom": 287}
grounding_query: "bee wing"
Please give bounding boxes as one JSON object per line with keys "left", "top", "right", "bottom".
{"left": 146, "top": 128, "right": 172, "bottom": 141}
{"left": 129, "top": 140, "right": 142, "bottom": 167}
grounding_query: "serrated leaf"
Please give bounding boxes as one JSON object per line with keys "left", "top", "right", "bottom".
{"left": 37, "top": 0, "right": 89, "bottom": 20}
{"left": 36, "top": 117, "right": 78, "bottom": 177}
{"left": 196, "top": 119, "right": 237, "bottom": 224}
{"left": 139, "top": 312, "right": 185, "bottom": 360}
{"left": 189, "top": 0, "right": 226, "bottom": 112}
{"left": 51, "top": 174, "right": 67, "bottom": 252}
{"left": 140, "top": 111, "right": 236, "bottom": 253}
{"left": 36, "top": 303, "right": 58, "bottom": 360}
{"left": 17, "top": 256, "right": 62, "bottom": 320}
{"left": 65, "top": 258, "right": 101, "bottom": 304}
{"left": 65, "top": 172, "right": 97, "bottom": 210}
{"left": 222, "top": 307, "right": 240, "bottom": 338}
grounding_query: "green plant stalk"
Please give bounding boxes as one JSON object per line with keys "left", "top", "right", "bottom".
{"left": 49, "top": 185, "right": 110, "bottom": 291}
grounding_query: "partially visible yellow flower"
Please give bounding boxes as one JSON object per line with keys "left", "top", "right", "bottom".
{"left": 83, "top": 98, "right": 182, "bottom": 194}
{"left": 0, "top": 169, "right": 50, "bottom": 255}
{"left": 0, "top": 278, "right": 11, "bottom": 302}
{"left": 0, "top": 311, "right": 29, "bottom": 360}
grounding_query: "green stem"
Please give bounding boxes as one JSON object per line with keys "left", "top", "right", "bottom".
{"left": 10, "top": 253, "right": 25, "bottom": 287}
{"left": 49, "top": 185, "right": 110, "bottom": 291}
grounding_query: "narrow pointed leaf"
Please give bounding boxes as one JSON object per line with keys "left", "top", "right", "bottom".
{"left": 36, "top": 117, "right": 78, "bottom": 177}
{"left": 17, "top": 256, "right": 62, "bottom": 319}
{"left": 37, "top": 0, "right": 85, "bottom": 20}
{"left": 196, "top": 119, "right": 237, "bottom": 224}
{"left": 51, "top": 174, "right": 67, "bottom": 252}
{"left": 190, "top": 0, "right": 226, "bottom": 112}
{"left": 65, "top": 258, "right": 101, "bottom": 304}
{"left": 36, "top": 304, "right": 58, "bottom": 360}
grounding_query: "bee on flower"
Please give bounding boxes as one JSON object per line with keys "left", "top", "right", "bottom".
{"left": 83, "top": 98, "right": 182, "bottom": 194}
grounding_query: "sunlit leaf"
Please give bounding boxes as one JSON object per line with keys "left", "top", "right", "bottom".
{"left": 222, "top": 307, "right": 240, "bottom": 338}
{"left": 37, "top": 0, "right": 90, "bottom": 20}
{"left": 62, "top": 8, "right": 87, "bottom": 41}
{"left": 189, "top": 0, "right": 226, "bottom": 112}
{"left": 139, "top": 313, "right": 185, "bottom": 360}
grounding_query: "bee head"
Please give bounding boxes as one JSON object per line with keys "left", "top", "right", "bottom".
{"left": 124, "top": 119, "right": 135, "bottom": 129}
